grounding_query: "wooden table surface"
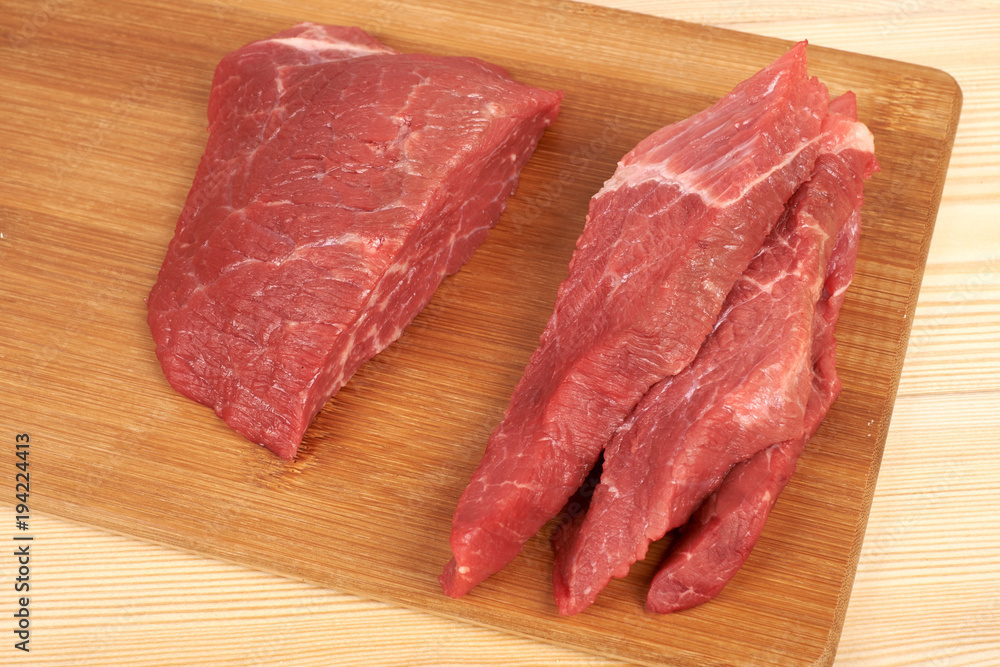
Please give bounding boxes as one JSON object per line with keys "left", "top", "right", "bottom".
{"left": 5, "top": 1, "right": 998, "bottom": 665}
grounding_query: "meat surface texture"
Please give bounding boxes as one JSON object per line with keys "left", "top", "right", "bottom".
{"left": 553, "top": 94, "right": 878, "bottom": 615}
{"left": 442, "top": 42, "right": 829, "bottom": 598}
{"left": 647, "top": 95, "right": 877, "bottom": 612}
{"left": 147, "top": 23, "right": 561, "bottom": 459}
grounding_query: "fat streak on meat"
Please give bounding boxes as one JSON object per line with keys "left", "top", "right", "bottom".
{"left": 442, "top": 42, "right": 829, "bottom": 598}
{"left": 147, "top": 23, "right": 561, "bottom": 459}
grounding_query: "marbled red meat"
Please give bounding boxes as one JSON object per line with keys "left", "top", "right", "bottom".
{"left": 442, "top": 42, "right": 829, "bottom": 597}
{"left": 147, "top": 23, "right": 561, "bottom": 459}
{"left": 553, "top": 93, "right": 877, "bottom": 615}
{"left": 647, "top": 94, "right": 877, "bottom": 612}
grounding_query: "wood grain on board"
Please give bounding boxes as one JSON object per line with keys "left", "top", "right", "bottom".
{"left": 0, "top": 0, "right": 960, "bottom": 664}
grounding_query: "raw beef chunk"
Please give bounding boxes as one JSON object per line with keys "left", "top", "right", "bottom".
{"left": 147, "top": 24, "right": 561, "bottom": 459}
{"left": 442, "top": 42, "right": 828, "bottom": 597}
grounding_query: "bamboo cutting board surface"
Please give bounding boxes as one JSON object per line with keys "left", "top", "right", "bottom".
{"left": 0, "top": 0, "right": 960, "bottom": 665}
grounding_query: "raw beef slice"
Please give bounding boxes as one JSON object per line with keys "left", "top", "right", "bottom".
{"left": 553, "top": 94, "right": 877, "bottom": 615}
{"left": 147, "top": 23, "right": 562, "bottom": 459}
{"left": 647, "top": 94, "right": 877, "bottom": 613}
{"left": 442, "top": 42, "right": 829, "bottom": 598}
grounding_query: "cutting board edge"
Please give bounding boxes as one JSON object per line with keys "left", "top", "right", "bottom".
{"left": 540, "top": 0, "right": 970, "bottom": 90}
{"left": 816, "top": 69, "right": 962, "bottom": 667}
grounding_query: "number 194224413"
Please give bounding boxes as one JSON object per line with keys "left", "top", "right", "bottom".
{"left": 15, "top": 434, "right": 29, "bottom": 525}
{"left": 13, "top": 433, "right": 31, "bottom": 653}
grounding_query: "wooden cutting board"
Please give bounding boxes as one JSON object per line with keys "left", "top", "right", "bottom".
{"left": 0, "top": 0, "right": 960, "bottom": 664}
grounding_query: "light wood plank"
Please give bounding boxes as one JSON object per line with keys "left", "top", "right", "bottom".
{"left": 1, "top": 0, "right": 995, "bottom": 666}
